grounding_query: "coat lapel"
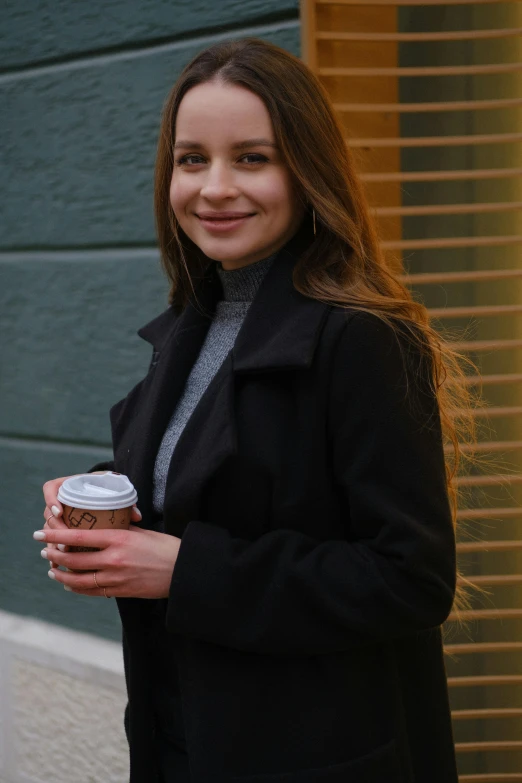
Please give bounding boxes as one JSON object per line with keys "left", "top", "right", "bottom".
{"left": 232, "top": 232, "right": 330, "bottom": 373}
{"left": 124, "top": 268, "right": 221, "bottom": 525}
{"left": 132, "top": 228, "right": 329, "bottom": 535}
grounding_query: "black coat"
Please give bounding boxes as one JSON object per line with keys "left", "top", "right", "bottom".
{"left": 101, "top": 233, "right": 458, "bottom": 782}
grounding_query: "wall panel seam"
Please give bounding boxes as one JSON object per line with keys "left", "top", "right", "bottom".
{"left": 0, "top": 17, "right": 300, "bottom": 83}
{"left": 0, "top": 249, "right": 160, "bottom": 263}
{"left": 0, "top": 436, "right": 113, "bottom": 456}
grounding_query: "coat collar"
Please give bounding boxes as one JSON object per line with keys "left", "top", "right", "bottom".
{"left": 137, "top": 227, "right": 330, "bottom": 373}
{"left": 123, "top": 227, "right": 332, "bottom": 533}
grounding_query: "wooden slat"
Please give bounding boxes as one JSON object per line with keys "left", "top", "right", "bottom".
{"left": 379, "top": 201, "right": 522, "bottom": 217}
{"left": 317, "top": 28, "right": 522, "bottom": 42}
{"left": 349, "top": 132, "right": 522, "bottom": 148}
{"left": 460, "top": 574, "right": 522, "bottom": 586}
{"left": 457, "top": 541, "right": 522, "bottom": 553}
{"left": 460, "top": 775, "right": 522, "bottom": 783}
{"left": 317, "top": 0, "right": 517, "bottom": 5}
{"left": 454, "top": 440, "right": 522, "bottom": 453}
{"left": 448, "top": 675, "right": 522, "bottom": 687}
{"left": 384, "top": 235, "right": 522, "bottom": 250}
{"left": 457, "top": 473, "right": 522, "bottom": 487}
{"left": 457, "top": 507, "right": 522, "bottom": 519}
{"left": 468, "top": 406, "right": 522, "bottom": 418}
{"left": 315, "top": 0, "right": 403, "bottom": 245}
{"left": 406, "top": 269, "right": 522, "bottom": 284}
{"left": 445, "top": 641, "right": 522, "bottom": 654}
{"left": 301, "top": 0, "right": 317, "bottom": 72}
{"left": 430, "top": 303, "right": 522, "bottom": 318}
{"left": 463, "top": 373, "right": 522, "bottom": 386}
{"left": 452, "top": 338, "right": 522, "bottom": 352}
{"left": 321, "top": 63, "right": 522, "bottom": 77}
{"left": 335, "top": 98, "right": 522, "bottom": 113}
{"left": 447, "top": 610, "right": 522, "bottom": 622}
{"left": 361, "top": 167, "right": 522, "bottom": 183}
{"left": 453, "top": 708, "right": 522, "bottom": 720}
{"left": 456, "top": 741, "right": 522, "bottom": 753}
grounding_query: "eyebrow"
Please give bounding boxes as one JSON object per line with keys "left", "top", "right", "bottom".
{"left": 174, "top": 138, "right": 278, "bottom": 150}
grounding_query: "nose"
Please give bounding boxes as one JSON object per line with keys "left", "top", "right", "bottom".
{"left": 200, "top": 161, "right": 239, "bottom": 201}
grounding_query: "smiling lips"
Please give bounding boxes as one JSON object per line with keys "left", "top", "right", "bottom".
{"left": 196, "top": 211, "right": 255, "bottom": 233}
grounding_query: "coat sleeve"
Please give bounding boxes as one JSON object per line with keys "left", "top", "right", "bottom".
{"left": 88, "top": 461, "right": 116, "bottom": 473}
{"left": 165, "top": 313, "right": 456, "bottom": 655}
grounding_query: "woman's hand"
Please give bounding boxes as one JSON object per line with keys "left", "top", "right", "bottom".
{"left": 33, "top": 525, "right": 181, "bottom": 600}
{"left": 41, "top": 473, "right": 142, "bottom": 567}
{"left": 42, "top": 475, "right": 77, "bottom": 568}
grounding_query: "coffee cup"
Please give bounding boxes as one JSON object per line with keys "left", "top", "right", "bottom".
{"left": 57, "top": 472, "right": 138, "bottom": 553}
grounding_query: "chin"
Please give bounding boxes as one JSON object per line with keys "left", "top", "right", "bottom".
{"left": 198, "top": 239, "right": 263, "bottom": 266}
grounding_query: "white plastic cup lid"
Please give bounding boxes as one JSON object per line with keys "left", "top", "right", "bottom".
{"left": 57, "top": 472, "right": 138, "bottom": 510}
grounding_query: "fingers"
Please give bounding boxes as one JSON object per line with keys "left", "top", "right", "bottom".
{"left": 33, "top": 527, "right": 128, "bottom": 550}
{"left": 45, "top": 542, "right": 60, "bottom": 569}
{"left": 40, "top": 546, "right": 105, "bottom": 572}
{"left": 48, "top": 565, "right": 110, "bottom": 597}
{"left": 42, "top": 507, "right": 69, "bottom": 565}
{"left": 47, "top": 518, "right": 68, "bottom": 532}
{"left": 43, "top": 506, "right": 68, "bottom": 530}
{"left": 42, "top": 475, "right": 78, "bottom": 519}
{"left": 130, "top": 505, "right": 142, "bottom": 523}
{"left": 43, "top": 505, "right": 60, "bottom": 525}
{"left": 42, "top": 508, "right": 61, "bottom": 567}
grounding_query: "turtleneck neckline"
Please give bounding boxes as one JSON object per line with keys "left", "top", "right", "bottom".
{"left": 216, "top": 253, "right": 277, "bottom": 303}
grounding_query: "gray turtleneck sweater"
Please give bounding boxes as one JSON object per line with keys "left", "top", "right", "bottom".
{"left": 152, "top": 253, "right": 276, "bottom": 513}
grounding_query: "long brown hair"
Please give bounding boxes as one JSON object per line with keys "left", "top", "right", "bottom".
{"left": 154, "top": 37, "right": 477, "bottom": 613}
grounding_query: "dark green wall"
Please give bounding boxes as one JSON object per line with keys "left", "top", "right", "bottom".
{"left": 0, "top": 1, "right": 300, "bottom": 640}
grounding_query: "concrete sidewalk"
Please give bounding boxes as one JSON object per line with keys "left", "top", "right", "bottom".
{"left": 0, "top": 610, "right": 128, "bottom": 783}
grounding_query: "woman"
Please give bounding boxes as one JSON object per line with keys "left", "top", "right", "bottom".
{"left": 37, "top": 38, "right": 471, "bottom": 783}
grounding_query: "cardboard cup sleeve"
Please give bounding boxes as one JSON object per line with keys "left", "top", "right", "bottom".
{"left": 62, "top": 504, "right": 133, "bottom": 553}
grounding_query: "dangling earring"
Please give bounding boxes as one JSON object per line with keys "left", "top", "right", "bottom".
{"left": 312, "top": 208, "right": 317, "bottom": 237}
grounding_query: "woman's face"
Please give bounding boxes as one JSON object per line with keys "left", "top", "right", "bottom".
{"left": 170, "top": 80, "right": 305, "bottom": 270}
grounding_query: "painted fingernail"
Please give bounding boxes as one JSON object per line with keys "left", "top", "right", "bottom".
{"left": 64, "top": 586, "right": 73, "bottom": 592}
{"left": 33, "top": 531, "right": 46, "bottom": 541}
{"left": 57, "top": 544, "right": 66, "bottom": 552}
{"left": 48, "top": 569, "right": 56, "bottom": 580}
{"left": 40, "top": 549, "right": 48, "bottom": 560}
{"left": 51, "top": 505, "right": 61, "bottom": 516}
{"left": 133, "top": 506, "right": 142, "bottom": 519}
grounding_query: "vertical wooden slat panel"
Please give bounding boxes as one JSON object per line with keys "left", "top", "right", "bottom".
{"left": 313, "top": 0, "right": 403, "bottom": 268}
{"left": 300, "top": 0, "right": 318, "bottom": 71}
{"left": 300, "top": 1, "right": 522, "bottom": 779}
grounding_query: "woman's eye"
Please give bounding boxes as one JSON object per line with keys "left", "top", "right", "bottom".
{"left": 176, "top": 154, "right": 205, "bottom": 166}
{"left": 240, "top": 153, "right": 268, "bottom": 165}
{"left": 175, "top": 152, "right": 268, "bottom": 167}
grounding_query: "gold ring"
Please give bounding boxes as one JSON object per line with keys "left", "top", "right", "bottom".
{"left": 103, "top": 587, "right": 109, "bottom": 599}
{"left": 45, "top": 513, "right": 55, "bottom": 523}
{"left": 93, "top": 571, "right": 101, "bottom": 590}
